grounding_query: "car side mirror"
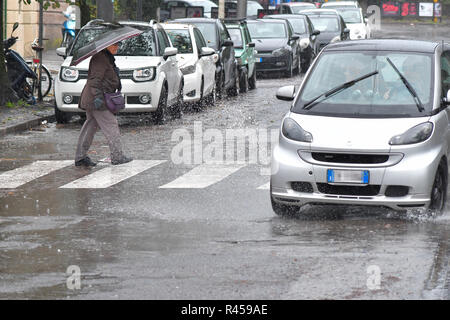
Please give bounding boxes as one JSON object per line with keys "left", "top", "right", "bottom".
{"left": 163, "top": 47, "right": 178, "bottom": 60}
{"left": 343, "top": 28, "right": 350, "bottom": 34}
{"left": 290, "top": 35, "right": 300, "bottom": 41}
{"left": 200, "top": 47, "right": 215, "bottom": 57}
{"left": 223, "top": 39, "right": 234, "bottom": 47}
{"left": 248, "top": 42, "right": 255, "bottom": 48}
{"left": 56, "top": 47, "right": 67, "bottom": 58}
{"left": 445, "top": 89, "right": 450, "bottom": 106}
{"left": 312, "top": 29, "right": 320, "bottom": 36}
{"left": 276, "top": 85, "right": 296, "bottom": 101}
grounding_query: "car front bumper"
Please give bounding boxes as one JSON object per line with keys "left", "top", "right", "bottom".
{"left": 55, "top": 74, "right": 164, "bottom": 113}
{"left": 255, "top": 54, "right": 290, "bottom": 72}
{"left": 270, "top": 142, "right": 442, "bottom": 211}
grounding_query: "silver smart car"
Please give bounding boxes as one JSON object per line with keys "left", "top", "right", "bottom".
{"left": 271, "top": 39, "right": 450, "bottom": 215}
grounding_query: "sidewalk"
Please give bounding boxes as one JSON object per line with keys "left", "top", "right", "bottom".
{"left": 0, "top": 50, "right": 64, "bottom": 137}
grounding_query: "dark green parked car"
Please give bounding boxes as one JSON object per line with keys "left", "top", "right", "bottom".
{"left": 224, "top": 19, "right": 257, "bottom": 92}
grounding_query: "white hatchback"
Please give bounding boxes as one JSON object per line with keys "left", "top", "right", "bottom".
{"left": 54, "top": 20, "right": 183, "bottom": 124}
{"left": 336, "top": 8, "right": 371, "bottom": 40}
{"left": 162, "top": 23, "right": 217, "bottom": 107}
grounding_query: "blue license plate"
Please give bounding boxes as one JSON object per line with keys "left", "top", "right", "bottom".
{"left": 257, "top": 57, "right": 262, "bottom": 63}
{"left": 327, "top": 169, "right": 369, "bottom": 184}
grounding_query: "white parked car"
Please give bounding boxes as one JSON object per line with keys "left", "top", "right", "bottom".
{"left": 336, "top": 7, "right": 371, "bottom": 39}
{"left": 162, "top": 23, "right": 217, "bottom": 107}
{"left": 54, "top": 20, "right": 183, "bottom": 124}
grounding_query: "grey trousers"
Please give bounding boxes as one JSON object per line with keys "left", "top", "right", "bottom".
{"left": 75, "top": 108, "right": 124, "bottom": 162}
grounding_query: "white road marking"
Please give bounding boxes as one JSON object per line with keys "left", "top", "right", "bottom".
{"left": 159, "top": 163, "right": 246, "bottom": 189}
{"left": 60, "top": 160, "right": 166, "bottom": 189}
{"left": 0, "top": 160, "right": 73, "bottom": 189}
{"left": 257, "top": 182, "right": 270, "bottom": 190}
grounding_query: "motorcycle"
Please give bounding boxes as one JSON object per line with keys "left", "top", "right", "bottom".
{"left": 61, "top": 11, "right": 76, "bottom": 47}
{"left": 4, "top": 22, "right": 38, "bottom": 103}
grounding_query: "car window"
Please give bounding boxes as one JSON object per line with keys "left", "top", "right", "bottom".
{"left": 166, "top": 29, "right": 193, "bottom": 53}
{"left": 441, "top": 51, "right": 450, "bottom": 97}
{"left": 70, "top": 27, "right": 109, "bottom": 55}
{"left": 193, "top": 27, "right": 207, "bottom": 51}
{"left": 117, "top": 28, "right": 157, "bottom": 56}
{"left": 244, "top": 26, "right": 252, "bottom": 43}
{"left": 228, "top": 28, "right": 243, "bottom": 48}
{"left": 247, "top": 22, "right": 286, "bottom": 39}
{"left": 287, "top": 18, "right": 307, "bottom": 34}
{"left": 336, "top": 8, "right": 362, "bottom": 24}
{"left": 286, "top": 21, "right": 293, "bottom": 37}
{"left": 192, "top": 22, "right": 218, "bottom": 50}
{"left": 308, "top": 17, "right": 339, "bottom": 32}
{"left": 295, "top": 51, "right": 434, "bottom": 117}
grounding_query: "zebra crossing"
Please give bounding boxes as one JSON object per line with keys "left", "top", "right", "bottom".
{"left": 0, "top": 160, "right": 270, "bottom": 190}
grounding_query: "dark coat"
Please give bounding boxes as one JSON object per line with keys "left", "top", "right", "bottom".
{"left": 79, "top": 50, "right": 121, "bottom": 111}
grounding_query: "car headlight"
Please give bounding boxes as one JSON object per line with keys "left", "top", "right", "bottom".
{"left": 60, "top": 67, "right": 79, "bottom": 82}
{"left": 212, "top": 53, "right": 219, "bottom": 63}
{"left": 272, "top": 47, "right": 289, "bottom": 57}
{"left": 133, "top": 67, "right": 155, "bottom": 82}
{"left": 300, "top": 38, "right": 310, "bottom": 50}
{"left": 389, "top": 122, "right": 433, "bottom": 145}
{"left": 330, "top": 36, "right": 341, "bottom": 43}
{"left": 282, "top": 118, "right": 313, "bottom": 143}
{"left": 180, "top": 65, "right": 196, "bottom": 75}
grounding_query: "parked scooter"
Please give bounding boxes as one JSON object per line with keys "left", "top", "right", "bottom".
{"left": 4, "top": 22, "right": 38, "bottom": 103}
{"left": 61, "top": 11, "right": 76, "bottom": 47}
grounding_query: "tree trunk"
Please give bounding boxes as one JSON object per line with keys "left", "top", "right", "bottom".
{"left": 77, "top": 0, "right": 92, "bottom": 27}
{"left": 0, "top": 0, "right": 18, "bottom": 106}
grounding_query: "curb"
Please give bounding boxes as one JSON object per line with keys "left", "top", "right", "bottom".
{"left": 0, "top": 114, "right": 55, "bottom": 137}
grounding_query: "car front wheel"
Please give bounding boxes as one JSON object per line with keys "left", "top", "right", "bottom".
{"left": 54, "top": 102, "right": 72, "bottom": 124}
{"left": 153, "top": 84, "right": 168, "bottom": 125}
{"left": 429, "top": 160, "right": 448, "bottom": 215}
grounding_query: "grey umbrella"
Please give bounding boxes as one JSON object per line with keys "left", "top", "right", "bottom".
{"left": 70, "top": 25, "right": 144, "bottom": 66}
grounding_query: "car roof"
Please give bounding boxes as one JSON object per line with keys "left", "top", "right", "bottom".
{"left": 324, "top": 39, "right": 439, "bottom": 53}
{"left": 255, "top": 18, "right": 289, "bottom": 24}
{"left": 162, "top": 23, "right": 192, "bottom": 30}
{"left": 172, "top": 18, "right": 218, "bottom": 23}
{"left": 300, "top": 9, "right": 339, "bottom": 14}
{"left": 283, "top": 2, "right": 316, "bottom": 6}
{"left": 265, "top": 14, "right": 307, "bottom": 19}
{"left": 322, "top": 1, "right": 358, "bottom": 6}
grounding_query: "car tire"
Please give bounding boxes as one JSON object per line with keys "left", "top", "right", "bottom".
{"left": 284, "top": 56, "right": 294, "bottom": 78}
{"left": 153, "top": 84, "right": 168, "bottom": 125}
{"left": 171, "top": 81, "right": 183, "bottom": 119}
{"left": 205, "top": 79, "right": 217, "bottom": 107}
{"left": 239, "top": 67, "right": 248, "bottom": 93}
{"left": 428, "top": 159, "right": 448, "bottom": 215}
{"left": 194, "top": 79, "right": 206, "bottom": 112}
{"left": 248, "top": 67, "right": 257, "bottom": 90}
{"left": 227, "top": 65, "right": 239, "bottom": 97}
{"left": 54, "top": 102, "right": 72, "bottom": 124}
{"left": 270, "top": 183, "right": 301, "bottom": 216}
{"left": 216, "top": 71, "right": 225, "bottom": 100}
{"left": 301, "top": 52, "right": 311, "bottom": 74}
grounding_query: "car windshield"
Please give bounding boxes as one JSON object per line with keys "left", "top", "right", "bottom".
{"left": 247, "top": 22, "right": 286, "bottom": 39}
{"left": 336, "top": 8, "right": 362, "bottom": 24}
{"left": 166, "top": 29, "right": 193, "bottom": 53}
{"left": 308, "top": 17, "right": 339, "bottom": 32}
{"left": 285, "top": 18, "right": 307, "bottom": 34}
{"left": 247, "top": 1, "right": 263, "bottom": 16}
{"left": 228, "top": 28, "right": 243, "bottom": 47}
{"left": 70, "top": 26, "right": 157, "bottom": 57}
{"left": 291, "top": 4, "right": 316, "bottom": 13}
{"left": 191, "top": 22, "right": 218, "bottom": 50}
{"left": 295, "top": 51, "right": 434, "bottom": 118}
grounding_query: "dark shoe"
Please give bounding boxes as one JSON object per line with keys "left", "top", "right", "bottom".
{"left": 75, "top": 157, "right": 97, "bottom": 167}
{"left": 111, "top": 156, "right": 133, "bottom": 165}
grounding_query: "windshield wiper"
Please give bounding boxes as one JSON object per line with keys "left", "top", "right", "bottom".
{"left": 303, "top": 70, "right": 378, "bottom": 110}
{"left": 386, "top": 57, "right": 424, "bottom": 112}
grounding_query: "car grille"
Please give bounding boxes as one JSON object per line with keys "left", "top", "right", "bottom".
{"left": 78, "top": 70, "right": 134, "bottom": 80}
{"left": 311, "top": 153, "right": 389, "bottom": 164}
{"left": 317, "top": 183, "right": 381, "bottom": 196}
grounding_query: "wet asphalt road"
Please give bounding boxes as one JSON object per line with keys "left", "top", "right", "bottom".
{"left": 0, "top": 23, "right": 449, "bottom": 300}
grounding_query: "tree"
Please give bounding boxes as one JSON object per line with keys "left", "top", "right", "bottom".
{"left": 0, "top": 0, "right": 72, "bottom": 106}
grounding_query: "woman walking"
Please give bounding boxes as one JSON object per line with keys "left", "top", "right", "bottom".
{"left": 75, "top": 42, "right": 132, "bottom": 167}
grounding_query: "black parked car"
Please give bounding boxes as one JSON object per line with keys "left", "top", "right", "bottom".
{"left": 247, "top": 19, "right": 300, "bottom": 77}
{"left": 172, "top": 17, "right": 239, "bottom": 97}
{"left": 263, "top": 14, "right": 320, "bottom": 72}
{"left": 301, "top": 12, "right": 350, "bottom": 51}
